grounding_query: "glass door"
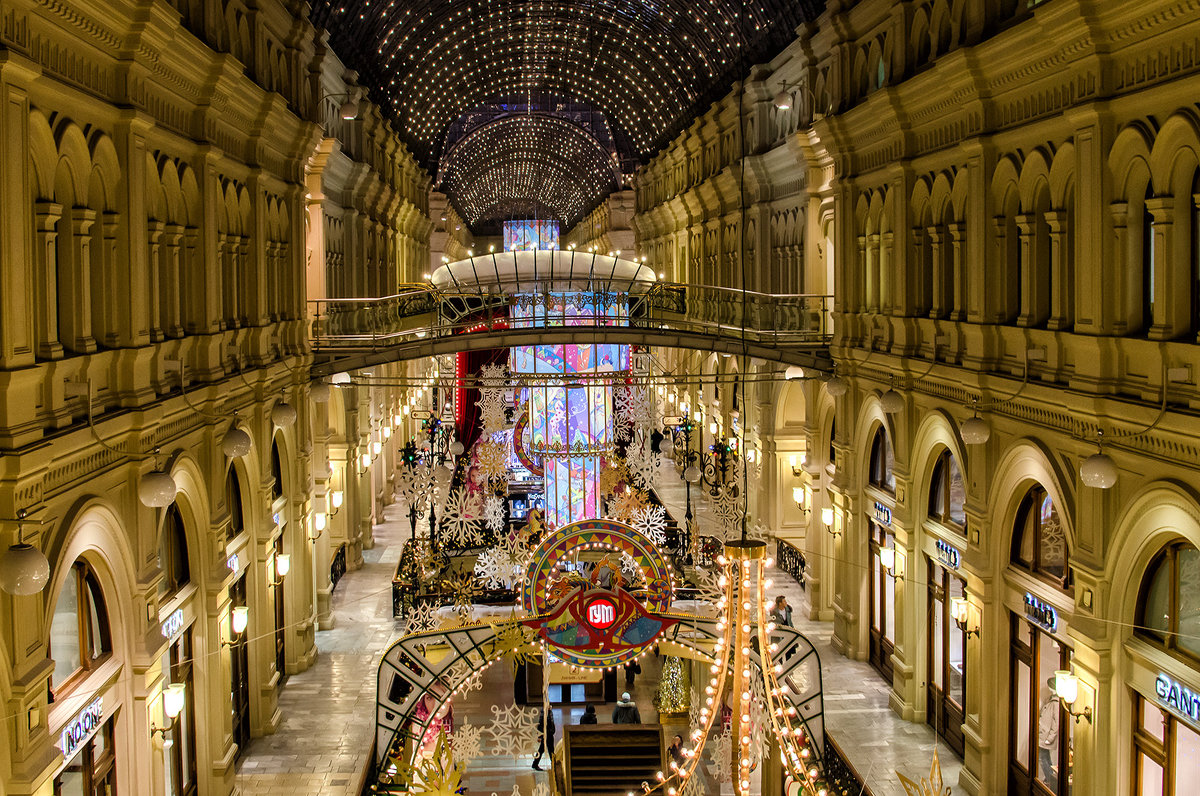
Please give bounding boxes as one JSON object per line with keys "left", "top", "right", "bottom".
{"left": 1009, "top": 613, "right": 1073, "bottom": 795}
{"left": 868, "top": 521, "right": 894, "bottom": 682}
{"left": 926, "top": 559, "right": 966, "bottom": 756}
{"left": 230, "top": 576, "right": 251, "bottom": 756}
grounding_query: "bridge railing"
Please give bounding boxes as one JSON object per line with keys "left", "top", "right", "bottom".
{"left": 308, "top": 278, "right": 832, "bottom": 350}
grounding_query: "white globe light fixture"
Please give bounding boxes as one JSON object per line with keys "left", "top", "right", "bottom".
{"left": 271, "top": 401, "right": 297, "bottom": 428}
{"left": 1080, "top": 451, "right": 1118, "bottom": 489}
{"left": 448, "top": 440, "right": 465, "bottom": 456}
{"left": 435, "top": 464, "right": 454, "bottom": 485}
{"left": 773, "top": 90, "right": 792, "bottom": 110}
{"left": 880, "top": 388, "right": 904, "bottom": 414}
{"left": 784, "top": 365, "right": 805, "bottom": 381}
{"left": 825, "top": 375, "right": 848, "bottom": 397}
{"left": 683, "top": 465, "right": 701, "bottom": 484}
{"left": 163, "top": 683, "right": 187, "bottom": 721}
{"left": 961, "top": 416, "right": 991, "bottom": 445}
{"left": 221, "top": 425, "right": 252, "bottom": 458}
{"left": 310, "top": 381, "right": 331, "bottom": 403}
{"left": 0, "top": 534, "right": 50, "bottom": 596}
{"left": 138, "top": 469, "right": 178, "bottom": 508}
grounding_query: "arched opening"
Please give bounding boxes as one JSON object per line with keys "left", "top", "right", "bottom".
{"left": 158, "top": 503, "right": 190, "bottom": 600}
{"left": 868, "top": 426, "right": 896, "bottom": 493}
{"left": 50, "top": 560, "right": 112, "bottom": 698}
{"left": 226, "top": 468, "right": 246, "bottom": 542}
{"left": 928, "top": 448, "right": 966, "bottom": 532}
{"left": 1011, "top": 484, "right": 1071, "bottom": 591}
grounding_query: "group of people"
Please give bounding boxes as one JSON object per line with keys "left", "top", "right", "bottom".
{"left": 531, "top": 692, "right": 644, "bottom": 769}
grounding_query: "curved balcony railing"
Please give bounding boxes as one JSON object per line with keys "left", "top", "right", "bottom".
{"left": 309, "top": 278, "right": 832, "bottom": 354}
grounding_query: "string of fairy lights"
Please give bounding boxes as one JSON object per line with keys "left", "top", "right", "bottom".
{"left": 309, "top": 0, "right": 820, "bottom": 233}
{"left": 440, "top": 114, "right": 619, "bottom": 225}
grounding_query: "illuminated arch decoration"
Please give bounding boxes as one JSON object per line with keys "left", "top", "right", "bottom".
{"left": 519, "top": 518, "right": 676, "bottom": 668}
{"left": 521, "top": 518, "right": 672, "bottom": 616}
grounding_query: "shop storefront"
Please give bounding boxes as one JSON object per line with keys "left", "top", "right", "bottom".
{"left": 1007, "top": 484, "right": 1074, "bottom": 796}
{"left": 1127, "top": 539, "right": 1200, "bottom": 794}
{"left": 926, "top": 549, "right": 966, "bottom": 755}
{"left": 866, "top": 427, "right": 897, "bottom": 683}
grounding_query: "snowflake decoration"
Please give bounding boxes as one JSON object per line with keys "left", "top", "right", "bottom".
{"left": 450, "top": 723, "right": 483, "bottom": 766}
{"left": 631, "top": 505, "right": 668, "bottom": 548}
{"left": 441, "top": 489, "right": 484, "bottom": 548}
{"left": 445, "top": 573, "right": 478, "bottom": 622}
{"left": 749, "top": 666, "right": 770, "bottom": 764}
{"left": 615, "top": 385, "right": 657, "bottom": 429}
{"left": 598, "top": 457, "right": 626, "bottom": 497}
{"left": 401, "top": 602, "right": 441, "bottom": 637}
{"left": 485, "top": 494, "right": 506, "bottom": 534}
{"left": 707, "top": 727, "right": 733, "bottom": 783}
{"left": 624, "top": 436, "right": 659, "bottom": 490}
{"left": 711, "top": 487, "right": 745, "bottom": 538}
{"left": 478, "top": 363, "right": 508, "bottom": 388}
{"left": 690, "top": 567, "right": 724, "bottom": 616}
{"left": 608, "top": 488, "right": 648, "bottom": 523}
{"left": 397, "top": 463, "right": 433, "bottom": 513}
{"left": 746, "top": 520, "right": 771, "bottom": 544}
{"left": 475, "top": 542, "right": 527, "bottom": 589}
{"left": 475, "top": 439, "right": 510, "bottom": 482}
{"left": 484, "top": 703, "right": 539, "bottom": 756}
{"left": 619, "top": 551, "right": 645, "bottom": 586}
{"left": 531, "top": 783, "right": 551, "bottom": 796}
{"left": 478, "top": 388, "right": 509, "bottom": 435}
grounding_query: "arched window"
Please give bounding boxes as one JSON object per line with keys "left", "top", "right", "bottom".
{"left": 227, "top": 468, "right": 245, "bottom": 541}
{"left": 1011, "top": 485, "right": 1071, "bottom": 589}
{"left": 50, "top": 561, "right": 112, "bottom": 696}
{"left": 868, "top": 427, "right": 895, "bottom": 493}
{"left": 1137, "top": 541, "right": 1200, "bottom": 660}
{"left": 159, "top": 503, "right": 190, "bottom": 599}
{"left": 270, "top": 439, "right": 284, "bottom": 501}
{"left": 828, "top": 417, "right": 837, "bottom": 469}
{"left": 928, "top": 449, "right": 966, "bottom": 530}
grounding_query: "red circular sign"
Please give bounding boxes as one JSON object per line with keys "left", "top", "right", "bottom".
{"left": 585, "top": 597, "right": 616, "bottom": 630}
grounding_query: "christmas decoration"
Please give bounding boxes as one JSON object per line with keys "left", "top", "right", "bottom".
{"left": 476, "top": 438, "right": 510, "bottom": 482}
{"left": 483, "top": 703, "right": 539, "bottom": 756}
{"left": 630, "top": 504, "right": 668, "bottom": 548}
{"left": 484, "top": 494, "right": 506, "bottom": 534}
{"left": 402, "top": 729, "right": 464, "bottom": 796}
{"left": 654, "top": 656, "right": 690, "bottom": 714}
{"left": 897, "top": 748, "right": 951, "bottom": 796}
{"left": 440, "top": 488, "right": 485, "bottom": 548}
{"left": 450, "top": 722, "right": 484, "bottom": 766}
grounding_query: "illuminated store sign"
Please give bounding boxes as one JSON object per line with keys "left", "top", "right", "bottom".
{"left": 59, "top": 697, "right": 103, "bottom": 756}
{"left": 161, "top": 608, "right": 185, "bottom": 640}
{"left": 935, "top": 539, "right": 961, "bottom": 569}
{"left": 585, "top": 597, "right": 616, "bottom": 630}
{"left": 872, "top": 501, "right": 892, "bottom": 527}
{"left": 1024, "top": 593, "right": 1057, "bottom": 632}
{"left": 226, "top": 553, "right": 240, "bottom": 573}
{"left": 1156, "top": 674, "right": 1200, "bottom": 725}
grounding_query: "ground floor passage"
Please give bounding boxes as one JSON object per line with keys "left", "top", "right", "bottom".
{"left": 228, "top": 490, "right": 956, "bottom": 796}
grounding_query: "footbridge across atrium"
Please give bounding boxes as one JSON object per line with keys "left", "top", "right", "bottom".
{"left": 308, "top": 251, "right": 833, "bottom": 378}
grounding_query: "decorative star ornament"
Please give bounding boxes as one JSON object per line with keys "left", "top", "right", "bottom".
{"left": 897, "top": 748, "right": 951, "bottom": 796}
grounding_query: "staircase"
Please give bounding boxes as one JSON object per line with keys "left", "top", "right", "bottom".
{"left": 563, "top": 724, "right": 665, "bottom": 796}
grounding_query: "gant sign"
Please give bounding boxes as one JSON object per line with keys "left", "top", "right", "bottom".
{"left": 59, "top": 697, "right": 103, "bottom": 756}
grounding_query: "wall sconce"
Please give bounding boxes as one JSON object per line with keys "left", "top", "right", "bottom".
{"left": 708, "top": 421, "right": 718, "bottom": 435}
{"left": 383, "top": 425, "right": 392, "bottom": 440}
{"left": 1054, "top": 670, "right": 1093, "bottom": 724}
{"left": 789, "top": 453, "right": 806, "bottom": 477}
{"left": 372, "top": 439, "right": 383, "bottom": 457}
{"left": 330, "top": 489, "right": 344, "bottom": 517}
{"left": 792, "top": 487, "right": 809, "bottom": 514}
{"left": 360, "top": 452, "right": 371, "bottom": 471}
{"left": 224, "top": 606, "right": 249, "bottom": 647}
{"left": 821, "top": 507, "right": 838, "bottom": 537}
{"left": 151, "top": 682, "right": 187, "bottom": 739}
{"left": 879, "top": 546, "right": 903, "bottom": 580}
{"left": 270, "top": 553, "right": 290, "bottom": 586}
{"left": 950, "top": 595, "right": 980, "bottom": 638}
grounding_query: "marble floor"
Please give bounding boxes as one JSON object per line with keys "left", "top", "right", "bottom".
{"left": 235, "top": 480, "right": 964, "bottom": 795}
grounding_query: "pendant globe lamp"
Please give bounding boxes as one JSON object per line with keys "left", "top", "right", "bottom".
{"left": 0, "top": 512, "right": 50, "bottom": 596}
{"left": 222, "top": 420, "right": 252, "bottom": 458}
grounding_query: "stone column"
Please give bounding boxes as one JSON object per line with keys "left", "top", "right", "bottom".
{"left": 1146, "top": 196, "right": 1184, "bottom": 340}
{"left": 1045, "top": 210, "right": 1073, "bottom": 330}
{"left": 162, "top": 224, "right": 185, "bottom": 338}
{"left": 147, "top": 220, "right": 165, "bottom": 342}
{"left": 60, "top": 208, "right": 98, "bottom": 353}
{"left": 33, "top": 202, "right": 64, "bottom": 359}
{"left": 1108, "top": 202, "right": 1133, "bottom": 335}
{"left": 947, "top": 222, "right": 967, "bottom": 321}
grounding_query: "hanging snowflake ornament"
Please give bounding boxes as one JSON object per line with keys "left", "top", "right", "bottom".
{"left": 484, "top": 494, "right": 506, "bottom": 534}
{"left": 619, "top": 551, "right": 645, "bottom": 587}
{"left": 475, "top": 539, "right": 528, "bottom": 590}
{"left": 445, "top": 572, "right": 478, "bottom": 622}
{"left": 608, "top": 488, "right": 649, "bottom": 523}
{"left": 597, "top": 457, "right": 626, "bottom": 497}
{"left": 624, "top": 435, "right": 659, "bottom": 490}
{"left": 631, "top": 504, "right": 668, "bottom": 548}
{"left": 483, "top": 703, "right": 539, "bottom": 756}
{"left": 690, "top": 566, "right": 724, "bottom": 616}
{"left": 401, "top": 601, "right": 441, "bottom": 637}
{"left": 441, "top": 488, "right": 485, "bottom": 548}
{"left": 478, "top": 363, "right": 508, "bottom": 388}
{"left": 475, "top": 439, "right": 510, "bottom": 482}
{"left": 711, "top": 487, "right": 745, "bottom": 538}
{"left": 616, "top": 385, "right": 657, "bottom": 429}
{"left": 707, "top": 727, "right": 734, "bottom": 783}
{"left": 450, "top": 722, "right": 484, "bottom": 766}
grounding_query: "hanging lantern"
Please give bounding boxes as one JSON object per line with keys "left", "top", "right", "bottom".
{"left": 1080, "top": 452, "right": 1117, "bottom": 488}
{"left": 0, "top": 541, "right": 50, "bottom": 596}
{"left": 824, "top": 375, "right": 848, "bottom": 397}
{"left": 222, "top": 425, "right": 252, "bottom": 458}
{"left": 880, "top": 389, "right": 904, "bottom": 414}
{"left": 138, "top": 470, "right": 178, "bottom": 508}
{"left": 271, "top": 401, "right": 298, "bottom": 428}
{"left": 960, "top": 416, "right": 990, "bottom": 445}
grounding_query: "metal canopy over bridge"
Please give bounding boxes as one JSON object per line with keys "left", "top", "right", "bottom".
{"left": 308, "top": 277, "right": 833, "bottom": 377}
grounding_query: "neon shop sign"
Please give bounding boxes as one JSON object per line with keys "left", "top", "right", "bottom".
{"left": 1024, "top": 593, "right": 1057, "bottom": 632}
{"left": 935, "top": 539, "right": 961, "bottom": 569}
{"left": 1156, "top": 674, "right": 1200, "bottom": 725}
{"left": 59, "top": 697, "right": 104, "bottom": 756}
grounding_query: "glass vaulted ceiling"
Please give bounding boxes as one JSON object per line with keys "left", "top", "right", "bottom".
{"left": 310, "top": 0, "right": 822, "bottom": 232}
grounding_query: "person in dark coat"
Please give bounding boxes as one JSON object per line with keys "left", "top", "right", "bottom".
{"left": 624, "top": 660, "right": 641, "bottom": 687}
{"left": 668, "top": 734, "right": 686, "bottom": 766}
{"left": 579, "top": 704, "right": 598, "bottom": 724}
{"left": 532, "top": 707, "right": 556, "bottom": 770}
{"left": 612, "top": 692, "right": 642, "bottom": 724}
